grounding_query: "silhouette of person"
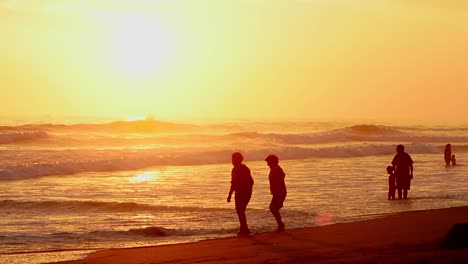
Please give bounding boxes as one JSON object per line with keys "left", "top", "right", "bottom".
{"left": 386, "top": 166, "right": 396, "bottom": 200}
{"left": 444, "top": 144, "right": 452, "bottom": 166}
{"left": 227, "top": 152, "right": 254, "bottom": 236}
{"left": 265, "top": 154, "right": 286, "bottom": 232}
{"left": 392, "top": 144, "right": 414, "bottom": 199}
{"left": 451, "top": 155, "right": 457, "bottom": 166}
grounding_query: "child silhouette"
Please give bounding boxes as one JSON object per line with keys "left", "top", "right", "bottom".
{"left": 386, "top": 166, "right": 396, "bottom": 200}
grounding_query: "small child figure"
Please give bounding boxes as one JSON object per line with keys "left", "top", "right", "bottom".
{"left": 387, "top": 166, "right": 396, "bottom": 200}
{"left": 451, "top": 155, "right": 457, "bottom": 166}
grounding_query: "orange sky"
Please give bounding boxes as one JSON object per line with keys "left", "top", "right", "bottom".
{"left": 1, "top": 0, "right": 467, "bottom": 123}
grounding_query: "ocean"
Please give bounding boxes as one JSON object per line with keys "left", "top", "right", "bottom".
{"left": 1, "top": 119, "right": 467, "bottom": 264}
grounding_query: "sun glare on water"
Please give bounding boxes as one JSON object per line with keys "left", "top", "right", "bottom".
{"left": 130, "top": 171, "right": 159, "bottom": 183}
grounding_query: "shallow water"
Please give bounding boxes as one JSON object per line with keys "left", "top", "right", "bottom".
{"left": 1, "top": 121, "right": 467, "bottom": 263}
{"left": 1, "top": 154, "right": 467, "bottom": 264}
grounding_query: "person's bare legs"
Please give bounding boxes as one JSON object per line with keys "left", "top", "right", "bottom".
{"left": 235, "top": 194, "right": 251, "bottom": 235}
{"left": 270, "top": 205, "right": 284, "bottom": 232}
{"left": 236, "top": 207, "right": 248, "bottom": 233}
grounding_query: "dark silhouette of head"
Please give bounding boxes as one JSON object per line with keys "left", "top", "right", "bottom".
{"left": 265, "top": 154, "right": 279, "bottom": 167}
{"left": 445, "top": 144, "right": 452, "bottom": 154}
{"left": 386, "top": 166, "right": 393, "bottom": 174}
{"left": 396, "top": 144, "right": 405, "bottom": 154}
{"left": 232, "top": 152, "right": 243, "bottom": 166}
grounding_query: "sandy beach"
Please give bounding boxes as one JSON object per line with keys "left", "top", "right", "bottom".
{"left": 51, "top": 206, "right": 468, "bottom": 264}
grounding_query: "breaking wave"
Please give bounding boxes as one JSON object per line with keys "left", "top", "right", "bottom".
{"left": 0, "top": 200, "right": 231, "bottom": 214}
{"left": 0, "top": 226, "right": 237, "bottom": 245}
{"left": 0, "top": 143, "right": 451, "bottom": 180}
{"left": 0, "top": 119, "right": 198, "bottom": 134}
{"left": 1, "top": 123, "right": 468, "bottom": 146}
{"left": 0, "top": 131, "right": 48, "bottom": 144}
{"left": 1, "top": 122, "right": 468, "bottom": 180}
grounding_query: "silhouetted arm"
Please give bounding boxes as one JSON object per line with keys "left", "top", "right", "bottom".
{"left": 410, "top": 163, "right": 413, "bottom": 179}
{"left": 227, "top": 184, "right": 234, "bottom": 203}
{"left": 409, "top": 154, "right": 414, "bottom": 179}
{"left": 391, "top": 155, "right": 397, "bottom": 173}
{"left": 227, "top": 169, "right": 235, "bottom": 202}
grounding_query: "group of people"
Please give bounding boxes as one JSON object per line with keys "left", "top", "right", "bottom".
{"left": 227, "top": 152, "right": 286, "bottom": 236}
{"left": 444, "top": 144, "right": 457, "bottom": 166}
{"left": 386, "top": 143, "right": 458, "bottom": 200}
{"left": 228, "top": 143, "right": 457, "bottom": 235}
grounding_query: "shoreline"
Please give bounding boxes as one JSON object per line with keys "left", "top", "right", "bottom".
{"left": 50, "top": 206, "right": 468, "bottom": 264}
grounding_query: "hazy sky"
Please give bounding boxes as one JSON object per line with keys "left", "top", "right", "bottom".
{"left": 1, "top": 0, "right": 467, "bottom": 123}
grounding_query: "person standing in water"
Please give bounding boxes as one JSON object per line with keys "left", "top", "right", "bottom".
{"left": 227, "top": 152, "right": 254, "bottom": 236}
{"left": 451, "top": 155, "right": 457, "bottom": 166}
{"left": 265, "top": 154, "right": 286, "bottom": 232}
{"left": 444, "top": 144, "right": 452, "bottom": 166}
{"left": 392, "top": 144, "right": 414, "bottom": 199}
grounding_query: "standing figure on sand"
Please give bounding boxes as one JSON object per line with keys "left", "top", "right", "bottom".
{"left": 227, "top": 152, "right": 254, "bottom": 236}
{"left": 265, "top": 154, "right": 287, "bottom": 232}
{"left": 391, "top": 144, "right": 414, "bottom": 199}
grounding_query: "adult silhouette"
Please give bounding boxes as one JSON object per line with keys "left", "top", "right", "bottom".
{"left": 265, "top": 154, "right": 287, "bottom": 232}
{"left": 227, "top": 152, "right": 254, "bottom": 236}
{"left": 444, "top": 144, "right": 452, "bottom": 166}
{"left": 392, "top": 144, "right": 414, "bottom": 199}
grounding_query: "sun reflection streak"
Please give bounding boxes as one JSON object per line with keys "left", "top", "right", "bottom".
{"left": 130, "top": 171, "right": 159, "bottom": 183}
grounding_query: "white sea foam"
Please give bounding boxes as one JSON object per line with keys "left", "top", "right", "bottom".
{"left": 0, "top": 142, "right": 456, "bottom": 180}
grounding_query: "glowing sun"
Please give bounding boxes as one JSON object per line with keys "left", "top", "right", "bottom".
{"left": 110, "top": 17, "right": 175, "bottom": 77}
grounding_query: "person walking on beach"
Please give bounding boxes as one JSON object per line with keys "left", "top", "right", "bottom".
{"left": 444, "top": 144, "right": 452, "bottom": 166}
{"left": 265, "top": 154, "right": 286, "bottom": 232}
{"left": 386, "top": 166, "right": 396, "bottom": 200}
{"left": 392, "top": 144, "right": 414, "bottom": 199}
{"left": 227, "top": 152, "right": 254, "bottom": 236}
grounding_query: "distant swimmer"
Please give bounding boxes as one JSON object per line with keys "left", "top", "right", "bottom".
{"left": 451, "top": 155, "right": 457, "bottom": 166}
{"left": 444, "top": 144, "right": 452, "bottom": 166}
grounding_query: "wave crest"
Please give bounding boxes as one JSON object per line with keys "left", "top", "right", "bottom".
{"left": 0, "top": 200, "right": 231, "bottom": 214}
{"left": 0, "top": 143, "right": 447, "bottom": 180}
{"left": 0, "top": 131, "right": 48, "bottom": 144}
{"left": 341, "top": 124, "right": 402, "bottom": 135}
{"left": 0, "top": 119, "right": 197, "bottom": 133}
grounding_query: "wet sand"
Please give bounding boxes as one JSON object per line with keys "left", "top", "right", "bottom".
{"left": 51, "top": 206, "right": 468, "bottom": 264}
